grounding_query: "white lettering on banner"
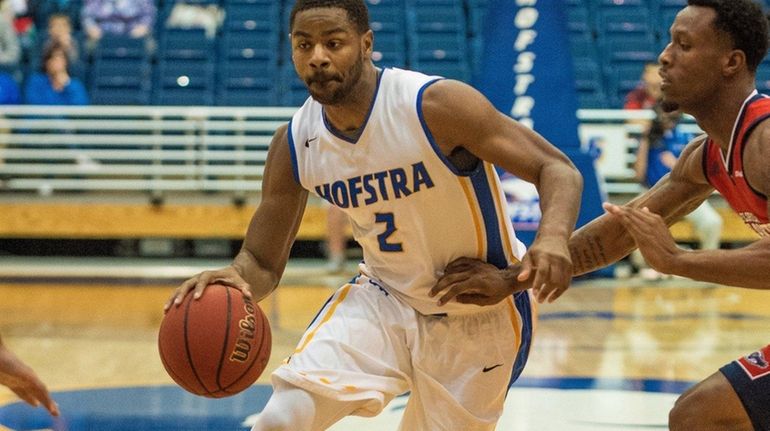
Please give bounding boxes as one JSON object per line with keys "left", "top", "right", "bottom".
{"left": 509, "top": 2, "right": 539, "bottom": 129}
{"left": 514, "top": 29, "right": 536, "bottom": 51}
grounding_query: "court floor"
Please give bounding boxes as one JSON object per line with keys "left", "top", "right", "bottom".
{"left": 0, "top": 258, "right": 767, "bottom": 430}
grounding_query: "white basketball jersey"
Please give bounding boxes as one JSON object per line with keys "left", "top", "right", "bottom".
{"left": 288, "top": 68, "right": 526, "bottom": 315}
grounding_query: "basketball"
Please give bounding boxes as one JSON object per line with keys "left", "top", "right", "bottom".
{"left": 158, "top": 284, "right": 271, "bottom": 398}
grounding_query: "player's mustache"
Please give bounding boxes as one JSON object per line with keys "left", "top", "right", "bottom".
{"left": 307, "top": 73, "right": 343, "bottom": 84}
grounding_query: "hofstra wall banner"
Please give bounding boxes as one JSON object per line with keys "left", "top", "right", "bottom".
{"left": 475, "top": 0, "right": 580, "bottom": 149}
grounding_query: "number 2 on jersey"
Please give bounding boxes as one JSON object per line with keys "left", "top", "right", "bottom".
{"left": 375, "top": 212, "right": 403, "bottom": 252}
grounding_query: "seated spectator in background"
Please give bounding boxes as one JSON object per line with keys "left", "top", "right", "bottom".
{"left": 27, "top": 0, "right": 80, "bottom": 37}
{"left": 82, "top": 0, "right": 156, "bottom": 48}
{"left": 624, "top": 63, "right": 662, "bottom": 110}
{"left": 0, "top": 0, "right": 21, "bottom": 73}
{"left": 165, "top": 1, "right": 223, "bottom": 39}
{"left": 24, "top": 41, "right": 87, "bottom": 105}
{"left": 0, "top": 71, "right": 21, "bottom": 104}
{"left": 46, "top": 13, "right": 78, "bottom": 63}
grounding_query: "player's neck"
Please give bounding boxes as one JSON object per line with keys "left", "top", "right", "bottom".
{"left": 322, "top": 65, "right": 379, "bottom": 134}
{"left": 691, "top": 82, "right": 756, "bottom": 149}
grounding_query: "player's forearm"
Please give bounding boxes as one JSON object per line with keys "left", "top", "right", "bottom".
{"left": 663, "top": 241, "right": 770, "bottom": 289}
{"left": 232, "top": 249, "right": 281, "bottom": 302}
{"left": 569, "top": 214, "right": 637, "bottom": 275}
{"left": 535, "top": 162, "right": 583, "bottom": 240}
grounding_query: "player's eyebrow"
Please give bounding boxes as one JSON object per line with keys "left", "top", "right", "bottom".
{"left": 293, "top": 28, "right": 348, "bottom": 38}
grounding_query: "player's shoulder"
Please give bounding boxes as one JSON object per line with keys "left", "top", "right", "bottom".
{"left": 671, "top": 133, "right": 709, "bottom": 184}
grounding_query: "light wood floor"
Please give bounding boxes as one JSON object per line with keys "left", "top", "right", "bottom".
{"left": 0, "top": 274, "right": 768, "bottom": 418}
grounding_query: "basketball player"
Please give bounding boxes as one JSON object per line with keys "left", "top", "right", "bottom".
{"left": 432, "top": 1, "right": 770, "bottom": 429}
{"left": 0, "top": 333, "right": 59, "bottom": 416}
{"left": 164, "top": 0, "right": 583, "bottom": 429}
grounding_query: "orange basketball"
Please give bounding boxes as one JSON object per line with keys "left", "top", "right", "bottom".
{"left": 158, "top": 284, "right": 271, "bottom": 398}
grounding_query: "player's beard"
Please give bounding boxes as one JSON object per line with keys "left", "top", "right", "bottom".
{"left": 307, "top": 54, "right": 364, "bottom": 106}
{"left": 660, "top": 99, "right": 680, "bottom": 113}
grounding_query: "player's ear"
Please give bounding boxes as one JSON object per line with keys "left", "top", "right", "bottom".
{"left": 362, "top": 29, "right": 373, "bottom": 58}
{"left": 723, "top": 49, "right": 746, "bottom": 77}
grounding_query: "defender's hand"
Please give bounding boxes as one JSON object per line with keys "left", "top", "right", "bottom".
{"left": 0, "top": 345, "right": 59, "bottom": 416}
{"left": 430, "top": 257, "right": 529, "bottom": 306}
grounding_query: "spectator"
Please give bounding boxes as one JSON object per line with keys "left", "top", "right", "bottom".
{"left": 45, "top": 13, "right": 78, "bottom": 62}
{"left": 624, "top": 63, "right": 662, "bottom": 110}
{"left": 634, "top": 104, "right": 723, "bottom": 254}
{"left": 81, "top": 0, "right": 156, "bottom": 47}
{"left": 0, "top": 0, "right": 21, "bottom": 72}
{"left": 165, "top": 1, "right": 223, "bottom": 39}
{"left": 27, "top": 0, "right": 80, "bottom": 36}
{"left": 24, "top": 41, "right": 87, "bottom": 105}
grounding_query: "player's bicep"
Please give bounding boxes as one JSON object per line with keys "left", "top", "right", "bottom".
{"left": 242, "top": 124, "right": 309, "bottom": 269}
{"left": 629, "top": 142, "right": 713, "bottom": 225}
{"left": 420, "top": 80, "right": 568, "bottom": 183}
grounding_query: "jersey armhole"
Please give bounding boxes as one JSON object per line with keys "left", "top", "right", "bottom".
{"left": 740, "top": 114, "right": 770, "bottom": 199}
{"left": 700, "top": 138, "right": 712, "bottom": 187}
{"left": 287, "top": 119, "right": 302, "bottom": 186}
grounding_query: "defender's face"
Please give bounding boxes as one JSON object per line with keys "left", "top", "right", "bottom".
{"left": 658, "top": 6, "right": 734, "bottom": 112}
{"left": 290, "top": 8, "right": 371, "bottom": 105}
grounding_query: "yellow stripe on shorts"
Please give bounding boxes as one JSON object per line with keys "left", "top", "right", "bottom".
{"left": 294, "top": 284, "right": 353, "bottom": 355}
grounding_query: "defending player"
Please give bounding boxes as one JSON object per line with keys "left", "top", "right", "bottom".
{"left": 0, "top": 333, "right": 59, "bottom": 416}
{"left": 165, "top": 0, "right": 583, "bottom": 429}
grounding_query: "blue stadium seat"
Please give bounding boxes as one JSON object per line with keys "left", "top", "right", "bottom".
{"left": 279, "top": 65, "right": 309, "bottom": 107}
{"left": 219, "top": 29, "right": 279, "bottom": 64}
{"left": 217, "top": 62, "right": 277, "bottom": 106}
{"left": 569, "top": 31, "right": 599, "bottom": 61}
{"left": 372, "top": 30, "right": 407, "bottom": 68}
{"left": 409, "top": 4, "right": 465, "bottom": 32}
{"left": 160, "top": 28, "right": 213, "bottom": 60}
{"left": 567, "top": 5, "right": 592, "bottom": 35}
{"left": 596, "top": 7, "right": 652, "bottom": 36}
{"left": 607, "top": 63, "right": 648, "bottom": 107}
{"left": 94, "top": 35, "right": 148, "bottom": 59}
{"left": 573, "top": 56, "right": 609, "bottom": 108}
{"left": 223, "top": 2, "right": 280, "bottom": 32}
{"left": 756, "top": 64, "right": 770, "bottom": 94}
{"left": 577, "top": 91, "right": 608, "bottom": 109}
{"left": 154, "top": 59, "right": 215, "bottom": 106}
{"left": 573, "top": 57, "right": 605, "bottom": 95}
{"left": 599, "top": 33, "right": 658, "bottom": 65}
{"left": 657, "top": 7, "right": 683, "bottom": 38}
{"left": 90, "top": 58, "right": 152, "bottom": 105}
{"left": 369, "top": 5, "right": 406, "bottom": 33}
{"left": 414, "top": 60, "right": 469, "bottom": 82}
{"left": 409, "top": 32, "right": 467, "bottom": 63}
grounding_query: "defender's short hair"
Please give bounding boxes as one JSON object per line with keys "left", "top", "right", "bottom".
{"left": 688, "top": 0, "right": 770, "bottom": 71}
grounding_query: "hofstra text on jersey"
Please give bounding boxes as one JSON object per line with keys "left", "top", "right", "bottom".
{"left": 314, "top": 161, "right": 435, "bottom": 208}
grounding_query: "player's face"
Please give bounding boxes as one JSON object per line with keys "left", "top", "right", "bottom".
{"left": 290, "top": 8, "right": 372, "bottom": 105}
{"left": 658, "top": 6, "right": 735, "bottom": 112}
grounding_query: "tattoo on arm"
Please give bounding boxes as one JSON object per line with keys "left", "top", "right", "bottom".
{"left": 571, "top": 234, "right": 608, "bottom": 275}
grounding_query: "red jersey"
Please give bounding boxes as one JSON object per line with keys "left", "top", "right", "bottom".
{"left": 703, "top": 91, "right": 770, "bottom": 237}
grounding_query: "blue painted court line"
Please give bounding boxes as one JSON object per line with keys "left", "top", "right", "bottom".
{"left": 0, "top": 377, "right": 694, "bottom": 431}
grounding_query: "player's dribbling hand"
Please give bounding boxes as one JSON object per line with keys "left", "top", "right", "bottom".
{"left": 164, "top": 266, "right": 252, "bottom": 312}
{"left": 430, "top": 257, "right": 530, "bottom": 306}
{"left": 521, "top": 235, "right": 573, "bottom": 304}
{"left": 0, "top": 344, "right": 59, "bottom": 416}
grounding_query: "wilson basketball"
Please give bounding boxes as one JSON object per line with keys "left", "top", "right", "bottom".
{"left": 158, "top": 284, "right": 271, "bottom": 398}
